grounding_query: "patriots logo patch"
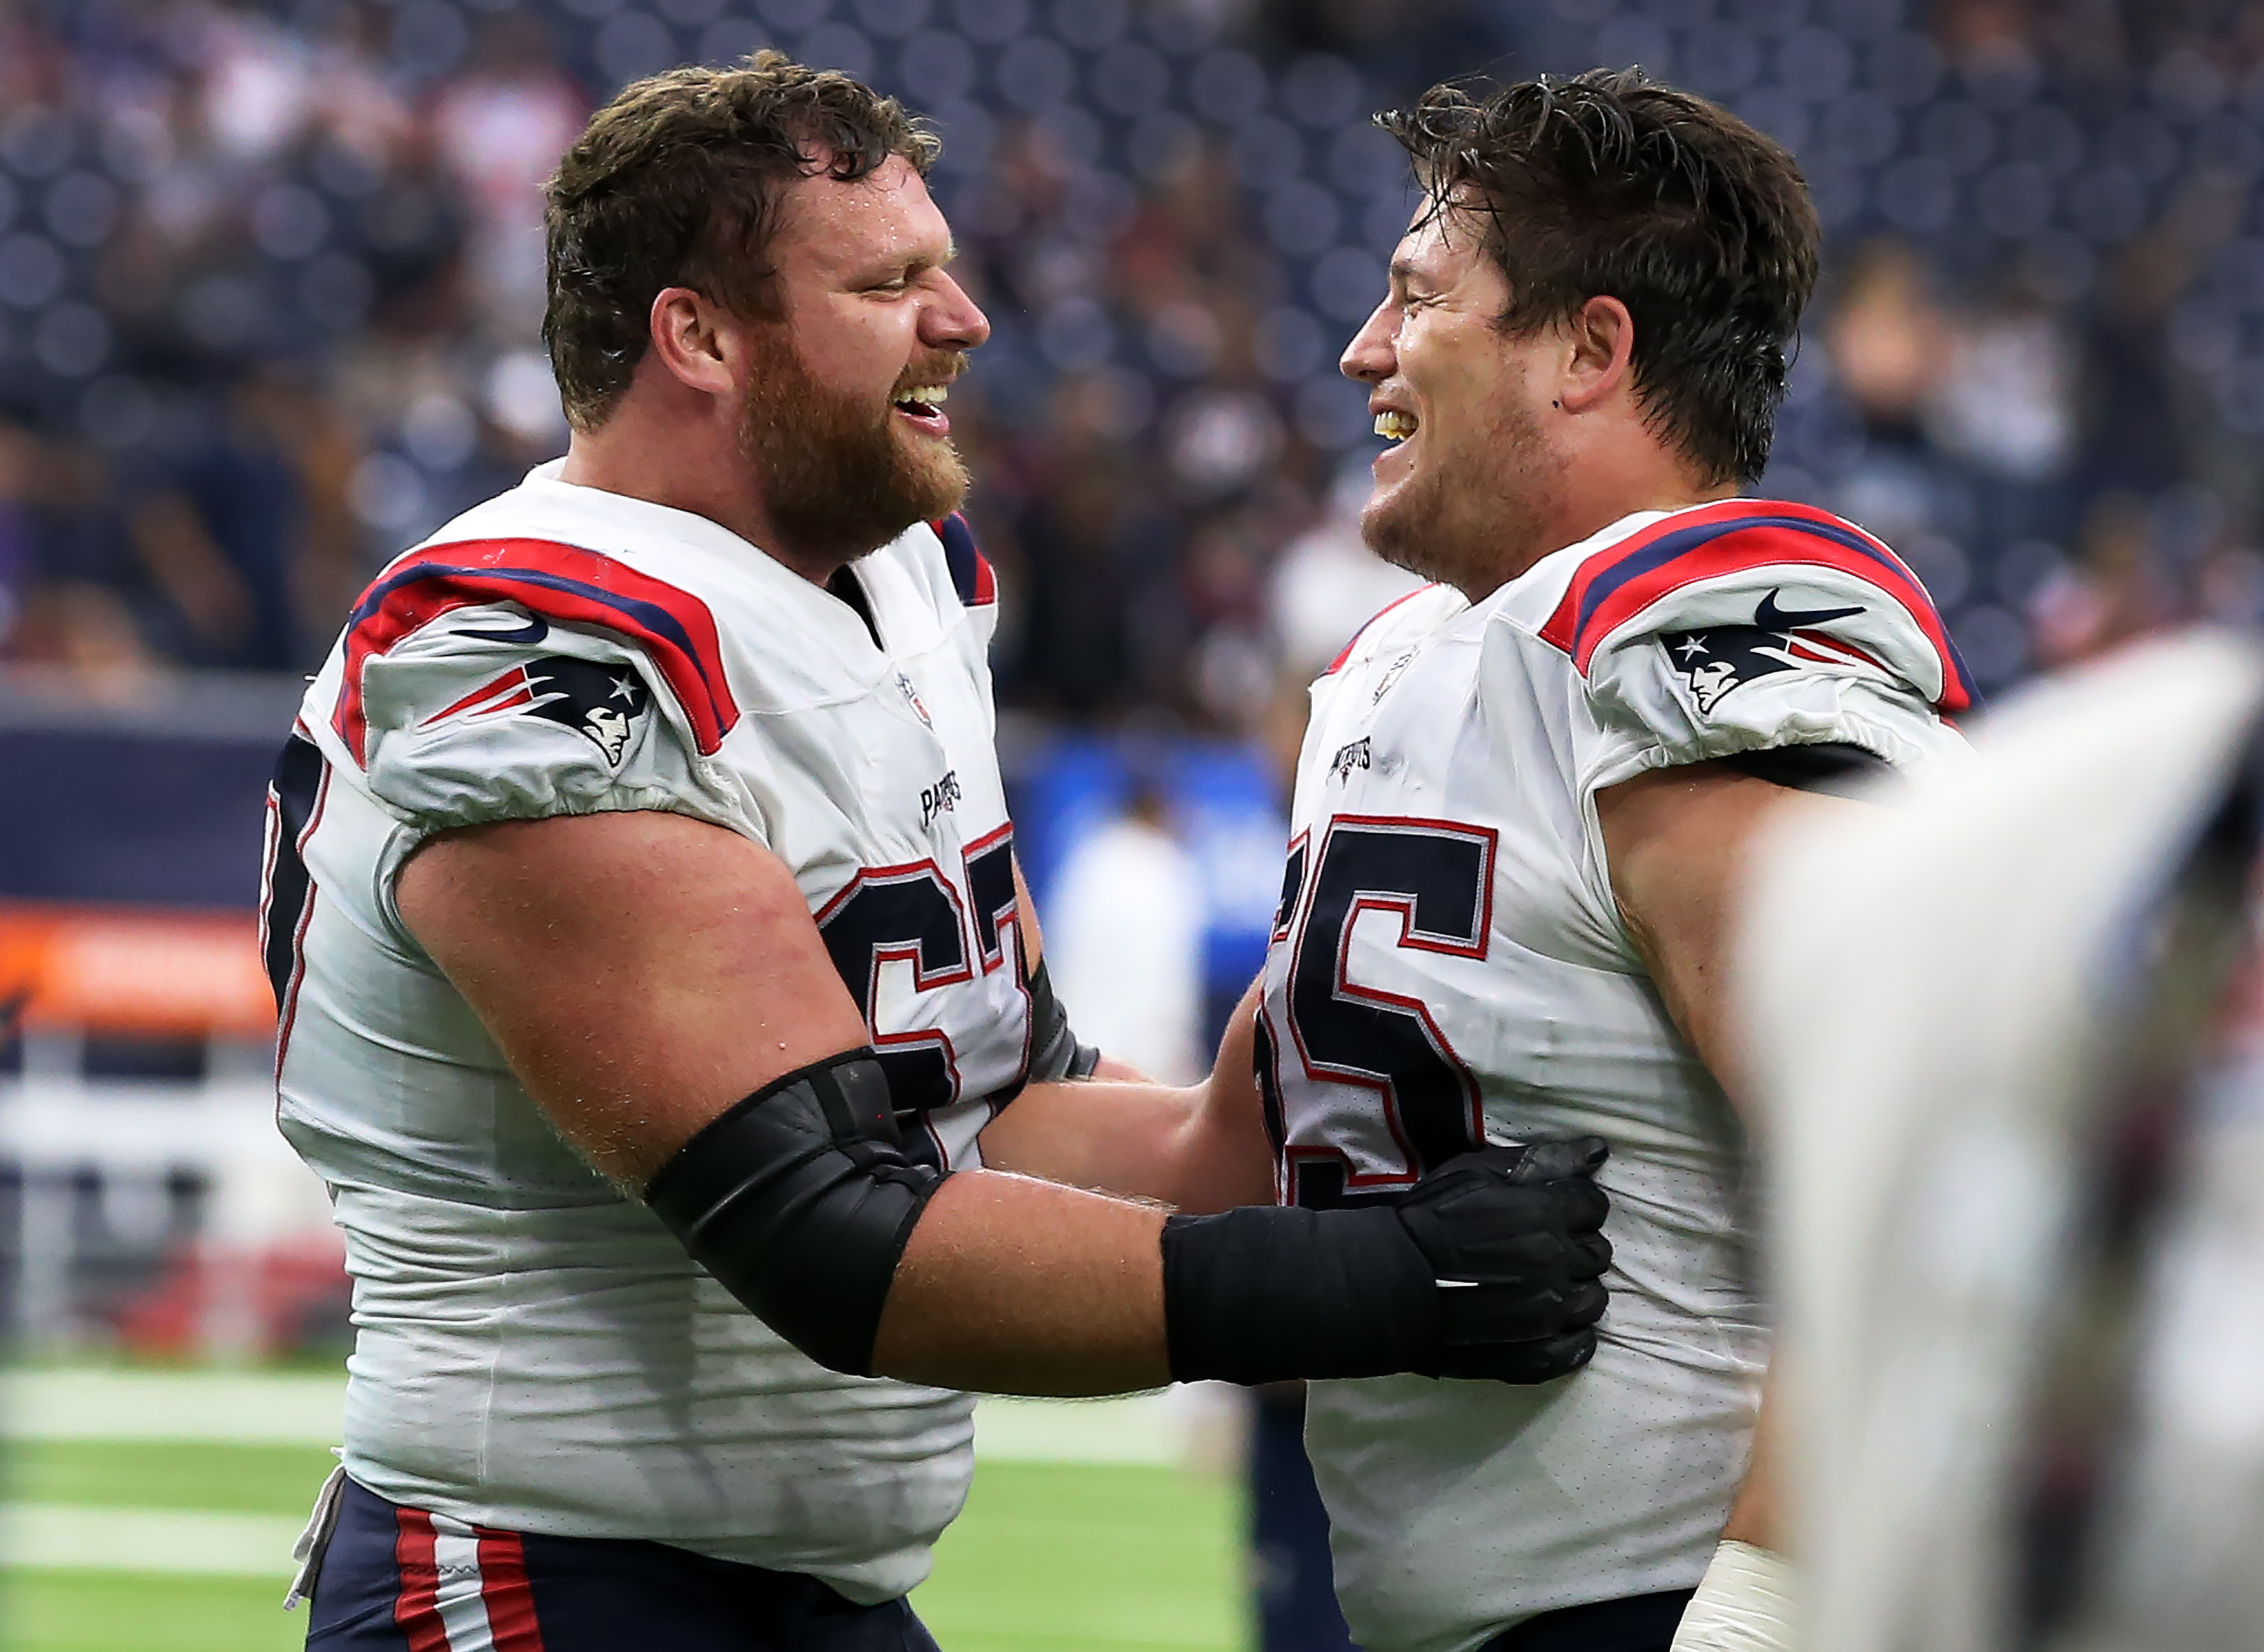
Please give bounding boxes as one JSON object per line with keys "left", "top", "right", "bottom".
{"left": 1662, "top": 590, "right": 1865, "bottom": 716}
{"left": 1371, "top": 649, "right": 1418, "bottom": 705}
{"left": 427, "top": 654, "right": 651, "bottom": 767}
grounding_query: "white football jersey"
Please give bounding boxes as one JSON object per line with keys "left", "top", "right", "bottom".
{"left": 1262, "top": 498, "right": 1974, "bottom": 1652}
{"left": 264, "top": 461, "right": 1036, "bottom": 1602}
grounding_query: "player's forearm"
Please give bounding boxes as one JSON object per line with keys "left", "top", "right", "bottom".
{"left": 868, "top": 1168, "right": 1171, "bottom": 1395}
{"left": 980, "top": 1078, "right": 1274, "bottom": 1213}
{"left": 980, "top": 975, "right": 1276, "bottom": 1213}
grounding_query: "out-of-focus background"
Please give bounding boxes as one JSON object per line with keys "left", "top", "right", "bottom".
{"left": 0, "top": 0, "right": 2260, "bottom": 1647}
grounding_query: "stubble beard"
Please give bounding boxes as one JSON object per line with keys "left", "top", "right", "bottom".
{"left": 739, "top": 328, "right": 970, "bottom": 573}
{"left": 1359, "top": 390, "right": 1564, "bottom": 603}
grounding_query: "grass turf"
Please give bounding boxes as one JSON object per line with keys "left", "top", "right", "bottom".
{"left": 8, "top": 1441, "right": 341, "bottom": 1517}
{"left": 1, "top": 1444, "right": 1246, "bottom": 1652}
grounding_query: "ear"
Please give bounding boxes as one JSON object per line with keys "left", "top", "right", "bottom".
{"left": 1554, "top": 295, "right": 1636, "bottom": 415}
{"left": 646, "top": 286, "right": 739, "bottom": 399}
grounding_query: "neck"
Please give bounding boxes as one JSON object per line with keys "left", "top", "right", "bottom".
{"left": 557, "top": 418, "right": 843, "bottom": 588}
{"left": 1545, "top": 476, "right": 1741, "bottom": 562}
{"left": 1467, "top": 455, "right": 1737, "bottom": 600}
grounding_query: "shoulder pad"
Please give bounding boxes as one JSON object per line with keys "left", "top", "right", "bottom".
{"left": 332, "top": 536, "right": 741, "bottom": 764}
{"left": 1537, "top": 501, "right": 1975, "bottom": 716}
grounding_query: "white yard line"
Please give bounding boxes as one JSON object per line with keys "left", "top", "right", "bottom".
{"left": 3, "top": 1369, "right": 346, "bottom": 1444}
{"left": 1, "top": 1503, "right": 303, "bottom": 1578}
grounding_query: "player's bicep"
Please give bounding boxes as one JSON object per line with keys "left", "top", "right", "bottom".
{"left": 395, "top": 808, "right": 868, "bottom": 1186}
{"left": 1595, "top": 763, "right": 1854, "bottom": 1110}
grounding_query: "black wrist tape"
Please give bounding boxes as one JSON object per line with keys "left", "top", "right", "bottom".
{"left": 1024, "top": 957, "right": 1096, "bottom": 1084}
{"left": 1159, "top": 1204, "right": 1443, "bottom": 1384}
{"left": 643, "top": 1050, "right": 945, "bottom": 1378}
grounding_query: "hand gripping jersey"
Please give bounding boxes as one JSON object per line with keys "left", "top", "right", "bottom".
{"left": 1259, "top": 498, "right": 1974, "bottom": 1652}
{"left": 262, "top": 462, "right": 1033, "bottom": 1602}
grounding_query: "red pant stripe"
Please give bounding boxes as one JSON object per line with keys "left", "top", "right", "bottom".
{"left": 392, "top": 1508, "right": 455, "bottom": 1652}
{"left": 476, "top": 1528, "right": 547, "bottom": 1651}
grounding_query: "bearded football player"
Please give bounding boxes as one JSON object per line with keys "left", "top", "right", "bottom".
{"left": 263, "top": 55, "right": 1615, "bottom": 1652}
{"left": 1246, "top": 71, "right": 1972, "bottom": 1652}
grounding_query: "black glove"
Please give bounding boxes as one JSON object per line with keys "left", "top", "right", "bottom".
{"left": 1394, "top": 1138, "right": 1612, "bottom": 1381}
{"left": 1161, "top": 1136, "right": 1613, "bottom": 1387}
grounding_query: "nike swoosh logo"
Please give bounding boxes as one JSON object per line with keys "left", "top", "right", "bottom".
{"left": 1754, "top": 589, "right": 1863, "bottom": 632}
{"left": 456, "top": 614, "right": 549, "bottom": 645}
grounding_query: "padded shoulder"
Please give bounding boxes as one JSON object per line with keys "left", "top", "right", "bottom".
{"left": 327, "top": 537, "right": 747, "bottom": 838}
{"left": 1536, "top": 500, "right": 1976, "bottom": 714}
{"left": 335, "top": 537, "right": 742, "bottom": 763}
{"left": 1525, "top": 501, "right": 1973, "bottom": 793}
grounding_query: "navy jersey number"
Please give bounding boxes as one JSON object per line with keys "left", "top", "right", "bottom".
{"left": 816, "top": 833, "right": 1024, "bottom": 1133}
{"left": 1273, "top": 815, "right": 1495, "bottom": 1206}
{"left": 260, "top": 731, "right": 328, "bottom": 1015}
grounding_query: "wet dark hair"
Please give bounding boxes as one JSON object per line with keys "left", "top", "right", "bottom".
{"left": 1376, "top": 68, "right": 1820, "bottom": 486}
{"left": 543, "top": 51, "right": 938, "bottom": 430}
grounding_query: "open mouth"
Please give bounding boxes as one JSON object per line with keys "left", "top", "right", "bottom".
{"left": 893, "top": 383, "right": 951, "bottom": 429}
{"left": 1374, "top": 409, "right": 1417, "bottom": 443}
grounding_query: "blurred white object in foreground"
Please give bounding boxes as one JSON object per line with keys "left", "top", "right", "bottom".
{"left": 1739, "top": 632, "right": 2264, "bottom": 1652}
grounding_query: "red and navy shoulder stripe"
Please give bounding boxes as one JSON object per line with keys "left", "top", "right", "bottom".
{"left": 1537, "top": 500, "right": 1976, "bottom": 714}
{"left": 332, "top": 537, "right": 741, "bottom": 764}
{"left": 931, "top": 512, "right": 997, "bottom": 608}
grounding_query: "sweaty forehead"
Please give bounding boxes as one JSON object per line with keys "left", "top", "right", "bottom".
{"left": 1394, "top": 198, "right": 1494, "bottom": 283}
{"left": 774, "top": 155, "right": 949, "bottom": 275}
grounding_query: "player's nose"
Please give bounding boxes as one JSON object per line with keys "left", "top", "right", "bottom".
{"left": 923, "top": 273, "right": 989, "bottom": 352}
{"left": 1340, "top": 296, "right": 1396, "bottom": 383}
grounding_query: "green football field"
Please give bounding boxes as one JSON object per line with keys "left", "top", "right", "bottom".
{"left": 0, "top": 1375, "right": 1249, "bottom": 1652}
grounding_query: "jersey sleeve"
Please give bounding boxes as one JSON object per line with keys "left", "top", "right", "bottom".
{"left": 327, "top": 540, "right": 754, "bottom": 842}
{"left": 931, "top": 511, "right": 1001, "bottom": 649}
{"left": 1538, "top": 503, "right": 1976, "bottom": 797}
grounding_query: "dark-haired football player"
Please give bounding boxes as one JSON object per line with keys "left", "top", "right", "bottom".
{"left": 1240, "top": 69, "right": 1970, "bottom": 1652}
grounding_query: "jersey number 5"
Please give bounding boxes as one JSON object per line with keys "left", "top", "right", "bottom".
{"left": 1270, "top": 815, "right": 1496, "bottom": 1208}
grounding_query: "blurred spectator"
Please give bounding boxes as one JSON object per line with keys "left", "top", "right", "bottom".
{"left": 127, "top": 364, "right": 358, "bottom": 671}
{"left": 2030, "top": 491, "right": 2184, "bottom": 670}
{"left": 1044, "top": 780, "right": 1208, "bottom": 1085}
{"left": 1269, "top": 458, "right": 1425, "bottom": 684}
{"left": 430, "top": 11, "right": 586, "bottom": 339}
{"left": 0, "top": 0, "right": 2256, "bottom": 724}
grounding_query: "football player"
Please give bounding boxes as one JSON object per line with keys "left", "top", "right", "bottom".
{"left": 265, "top": 56, "right": 1612, "bottom": 1651}
{"left": 1240, "top": 71, "right": 1972, "bottom": 1652}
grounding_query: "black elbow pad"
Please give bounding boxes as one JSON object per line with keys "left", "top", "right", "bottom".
{"left": 642, "top": 1050, "right": 945, "bottom": 1377}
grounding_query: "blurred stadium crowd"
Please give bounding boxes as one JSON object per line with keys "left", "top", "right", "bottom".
{"left": 0, "top": 0, "right": 2261, "bottom": 734}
